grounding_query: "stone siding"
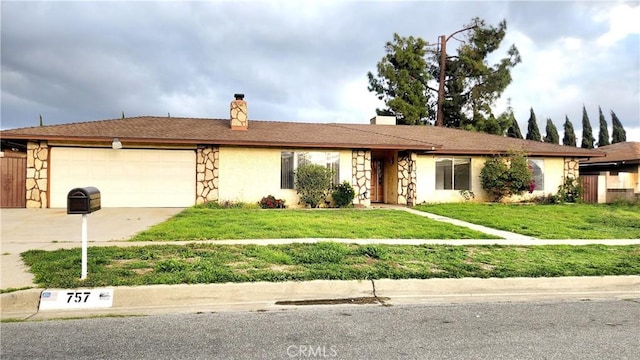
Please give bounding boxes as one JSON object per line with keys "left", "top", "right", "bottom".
{"left": 230, "top": 99, "right": 248, "bottom": 130}
{"left": 352, "top": 150, "right": 371, "bottom": 207}
{"left": 26, "top": 141, "right": 49, "bottom": 208}
{"left": 397, "top": 151, "right": 417, "bottom": 206}
{"left": 196, "top": 145, "right": 219, "bottom": 204}
{"left": 564, "top": 158, "right": 579, "bottom": 179}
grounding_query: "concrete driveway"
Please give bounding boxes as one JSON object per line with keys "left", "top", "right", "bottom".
{"left": 1, "top": 208, "right": 184, "bottom": 289}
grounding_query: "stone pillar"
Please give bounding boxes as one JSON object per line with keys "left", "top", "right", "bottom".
{"left": 26, "top": 141, "right": 49, "bottom": 208}
{"left": 196, "top": 145, "right": 219, "bottom": 204}
{"left": 397, "top": 151, "right": 417, "bottom": 206}
{"left": 352, "top": 150, "right": 371, "bottom": 207}
{"left": 230, "top": 94, "right": 248, "bottom": 130}
{"left": 564, "top": 157, "right": 579, "bottom": 180}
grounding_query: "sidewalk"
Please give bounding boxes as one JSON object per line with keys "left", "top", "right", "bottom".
{"left": 3, "top": 276, "right": 639, "bottom": 321}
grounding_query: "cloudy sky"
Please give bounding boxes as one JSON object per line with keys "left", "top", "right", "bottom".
{"left": 2, "top": 0, "right": 639, "bottom": 143}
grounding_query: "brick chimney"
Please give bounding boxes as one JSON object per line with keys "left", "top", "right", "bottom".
{"left": 230, "top": 93, "right": 248, "bottom": 130}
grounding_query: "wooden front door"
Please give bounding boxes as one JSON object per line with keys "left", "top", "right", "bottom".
{"left": 371, "top": 159, "right": 384, "bottom": 203}
{"left": 1, "top": 156, "right": 27, "bottom": 208}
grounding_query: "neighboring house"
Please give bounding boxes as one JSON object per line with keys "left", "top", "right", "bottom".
{"left": 579, "top": 142, "right": 640, "bottom": 203}
{"left": 0, "top": 94, "right": 604, "bottom": 208}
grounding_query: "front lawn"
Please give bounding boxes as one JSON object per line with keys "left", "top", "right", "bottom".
{"left": 415, "top": 203, "right": 640, "bottom": 239}
{"left": 130, "top": 209, "right": 499, "bottom": 241}
{"left": 21, "top": 243, "right": 640, "bottom": 288}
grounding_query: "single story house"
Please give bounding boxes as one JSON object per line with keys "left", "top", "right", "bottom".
{"left": 579, "top": 141, "right": 640, "bottom": 203}
{"left": 0, "top": 94, "right": 604, "bottom": 208}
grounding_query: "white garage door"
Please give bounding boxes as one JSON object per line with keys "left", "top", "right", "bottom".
{"left": 50, "top": 147, "right": 196, "bottom": 207}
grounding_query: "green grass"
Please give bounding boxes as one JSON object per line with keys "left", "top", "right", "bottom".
{"left": 21, "top": 243, "right": 640, "bottom": 288}
{"left": 0, "top": 286, "right": 34, "bottom": 294}
{"left": 130, "top": 209, "right": 499, "bottom": 241}
{"left": 415, "top": 203, "right": 640, "bottom": 239}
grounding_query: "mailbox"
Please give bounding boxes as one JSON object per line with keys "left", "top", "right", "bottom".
{"left": 67, "top": 187, "right": 101, "bottom": 214}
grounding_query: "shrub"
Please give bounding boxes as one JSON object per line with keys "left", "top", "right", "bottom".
{"left": 259, "top": 195, "right": 285, "bottom": 209}
{"left": 195, "top": 201, "right": 258, "bottom": 209}
{"left": 295, "top": 164, "right": 333, "bottom": 208}
{"left": 557, "top": 177, "right": 582, "bottom": 203}
{"left": 480, "top": 151, "right": 534, "bottom": 202}
{"left": 332, "top": 181, "right": 356, "bottom": 207}
{"left": 459, "top": 190, "right": 476, "bottom": 201}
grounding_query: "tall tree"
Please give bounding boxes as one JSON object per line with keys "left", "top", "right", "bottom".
{"left": 431, "top": 18, "right": 521, "bottom": 132}
{"left": 562, "top": 115, "right": 577, "bottom": 146}
{"left": 367, "top": 18, "right": 521, "bottom": 131}
{"left": 500, "top": 102, "right": 523, "bottom": 139}
{"left": 544, "top": 118, "right": 559, "bottom": 144}
{"left": 580, "top": 105, "right": 595, "bottom": 149}
{"left": 597, "top": 106, "right": 610, "bottom": 147}
{"left": 367, "top": 34, "right": 432, "bottom": 125}
{"left": 525, "top": 108, "right": 541, "bottom": 141}
{"left": 611, "top": 110, "right": 627, "bottom": 144}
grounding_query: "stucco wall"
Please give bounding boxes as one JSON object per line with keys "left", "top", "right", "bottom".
{"left": 217, "top": 147, "right": 353, "bottom": 207}
{"left": 415, "top": 155, "right": 570, "bottom": 204}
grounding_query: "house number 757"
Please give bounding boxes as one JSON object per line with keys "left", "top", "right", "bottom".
{"left": 66, "top": 291, "right": 91, "bottom": 303}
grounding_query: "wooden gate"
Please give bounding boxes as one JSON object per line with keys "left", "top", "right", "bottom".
{"left": 1, "top": 156, "right": 27, "bottom": 208}
{"left": 580, "top": 175, "right": 598, "bottom": 203}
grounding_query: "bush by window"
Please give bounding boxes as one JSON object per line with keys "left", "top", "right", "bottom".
{"left": 281, "top": 151, "right": 339, "bottom": 189}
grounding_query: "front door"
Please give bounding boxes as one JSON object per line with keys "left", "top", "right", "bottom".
{"left": 371, "top": 159, "right": 384, "bottom": 203}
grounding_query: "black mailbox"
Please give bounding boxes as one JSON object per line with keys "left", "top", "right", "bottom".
{"left": 67, "top": 187, "right": 101, "bottom": 214}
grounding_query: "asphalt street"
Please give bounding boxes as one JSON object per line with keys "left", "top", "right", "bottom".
{"left": 2, "top": 299, "right": 639, "bottom": 359}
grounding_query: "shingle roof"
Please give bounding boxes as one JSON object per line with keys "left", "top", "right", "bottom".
{"left": 0, "top": 116, "right": 604, "bottom": 158}
{"left": 581, "top": 142, "right": 640, "bottom": 164}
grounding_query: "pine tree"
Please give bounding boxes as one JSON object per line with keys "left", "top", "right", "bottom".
{"left": 597, "top": 106, "right": 610, "bottom": 147}
{"left": 580, "top": 105, "right": 595, "bottom": 149}
{"left": 367, "top": 33, "right": 432, "bottom": 125}
{"left": 431, "top": 18, "right": 521, "bottom": 131}
{"left": 543, "top": 118, "right": 559, "bottom": 144}
{"left": 525, "top": 108, "right": 541, "bottom": 141}
{"left": 39, "top": 114, "right": 43, "bottom": 127}
{"left": 562, "top": 115, "right": 577, "bottom": 146}
{"left": 611, "top": 110, "right": 627, "bottom": 144}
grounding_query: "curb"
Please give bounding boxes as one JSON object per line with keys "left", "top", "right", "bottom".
{"left": 2, "top": 276, "right": 639, "bottom": 321}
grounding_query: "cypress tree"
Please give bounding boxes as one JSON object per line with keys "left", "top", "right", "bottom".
{"left": 580, "top": 105, "right": 595, "bottom": 149}
{"left": 499, "top": 103, "right": 523, "bottom": 139}
{"left": 597, "top": 106, "right": 610, "bottom": 147}
{"left": 506, "top": 117, "right": 524, "bottom": 139}
{"left": 525, "top": 108, "right": 541, "bottom": 141}
{"left": 543, "top": 118, "right": 559, "bottom": 144}
{"left": 611, "top": 110, "right": 627, "bottom": 144}
{"left": 562, "top": 115, "right": 577, "bottom": 146}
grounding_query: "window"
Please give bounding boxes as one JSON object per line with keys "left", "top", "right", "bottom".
{"left": 281, "top": 151, "right": 340, "bottom": 189}
{"left": 436, "top": 157, "right": 471, "bottom": 190}
{"left": 528, "top": 159, "right": 544, "bottom": 191}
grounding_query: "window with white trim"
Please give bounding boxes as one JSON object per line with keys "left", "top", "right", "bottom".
{"left": 281, "top": 151, "right": 340, "bottom": 189}
{"left": 435, "top": 157, "right": 471, "bottom": 190}
{"left": 528, "top": 159, "right": 544, "bottom": 191}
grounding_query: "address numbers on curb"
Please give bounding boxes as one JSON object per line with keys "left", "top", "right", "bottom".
{"left": 39, "top": 288, "right": 114, "bottom": 310}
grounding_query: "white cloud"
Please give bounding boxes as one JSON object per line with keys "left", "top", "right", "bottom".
{"left": 596, "top": 3, "right": 640, "bottom": 46}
